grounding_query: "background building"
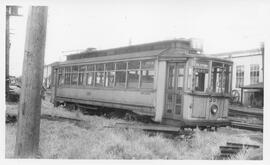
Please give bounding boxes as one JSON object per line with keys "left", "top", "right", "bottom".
{"left": 211, "top": 48, "right": 264, "bottom": 108}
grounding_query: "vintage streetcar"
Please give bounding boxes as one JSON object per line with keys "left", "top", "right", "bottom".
{"left": 51, "top": 39, "right": 233, "bottom": 128}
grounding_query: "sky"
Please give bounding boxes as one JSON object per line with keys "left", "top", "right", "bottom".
{"left": 4, "top": 0, "right": 270, "bottom": 77}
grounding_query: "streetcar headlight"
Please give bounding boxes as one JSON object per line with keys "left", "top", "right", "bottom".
{"left": 210, "top": 104, "right": 218, "bottom": 115}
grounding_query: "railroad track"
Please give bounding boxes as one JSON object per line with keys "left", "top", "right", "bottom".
{"left": 228, "top": 107, "right": 263, "bottom": 119}
{"left": 216, "top": 142, "right": 260, "bottom": 160}
{"left": 228, "top": 106, "right": 263, "bottom": 132}
{"left": 230, "top": 121, "right": 263, "bottom": 132}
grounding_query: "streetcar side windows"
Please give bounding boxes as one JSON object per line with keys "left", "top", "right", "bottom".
{"left": 115, "top": 62, "right": 127, "bottom": 88}
{"left": 105, "top": 63, "right": 115, "bottom": 87}
{"left": 58, "top": 67, "right": 64, "bottom": 86}
{"left": 86, "top": 72, "right": 94, "bottom": 86}
{"left": 78, "top": 65, "right": 86, "bottom": 85}
{"left": 86, "top": 64, "right": 95, "bottom": 86}
{"left": 141, "top": 60, "right": 155, "bottom": 89}
{"left": 58, "top": 60, "right": 155, "bottom": 89}
{"left": 64, "top": 67, "right": 71, "bottom": 85}
{"left": 141, "top": 70, "right": 155, "bottom": 88}
{"left": 127, "top": 61, "right": 140, "bottom": 88}
{"left": 71, "top": 66, "right": 78, "bottom": 85}
{"left": 95, "top": 64, "right": 105, "bottom": 87}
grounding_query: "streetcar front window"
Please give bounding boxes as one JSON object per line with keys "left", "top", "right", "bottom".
{"left": 194, "top": 60, "right": 209, "bottom": 92}
{"left": 211, "top": 62, "right": 232, "bottom": 94}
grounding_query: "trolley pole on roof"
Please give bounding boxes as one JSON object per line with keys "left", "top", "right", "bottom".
{"left": 14, "top": 6, "right": 48, "bottom": 158}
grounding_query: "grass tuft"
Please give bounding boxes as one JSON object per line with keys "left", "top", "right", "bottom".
{"left": 5, "top": 100, "right": 263, "bottom": 159}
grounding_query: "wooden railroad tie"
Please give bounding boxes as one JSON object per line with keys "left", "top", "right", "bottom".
{"left": 104, "top": 122, "right": 195, "bottom": 139}
{"left": 230, "top": 121, "right": 263, "bottom": 132}
{"left": 217, "top": 142, "right": 260, "bottom": 159}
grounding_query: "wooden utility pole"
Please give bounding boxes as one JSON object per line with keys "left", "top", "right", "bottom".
{"left": 14, "top": 6, "right": 48, "bottom": 158}
{"left": 6, "top": 6, "right": 10, "bottom": 93}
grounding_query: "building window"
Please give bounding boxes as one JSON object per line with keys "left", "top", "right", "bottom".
{"left": 236, "top": 65, "right": 244, "bottom": 88}
{"left": 250, "top": 64, "right": 259, "bottom": 84}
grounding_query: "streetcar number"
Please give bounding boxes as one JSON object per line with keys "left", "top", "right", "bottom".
{"left": 209, "top": 97, "right": 216, "bottom": 102}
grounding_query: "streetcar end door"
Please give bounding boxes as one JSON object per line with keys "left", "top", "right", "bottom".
{"left": 164, "top": 62, "right": 185, "bottom": 120}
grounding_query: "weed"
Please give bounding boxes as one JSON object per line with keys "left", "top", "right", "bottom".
{"left": 5, "top": 100, "right": 263, "bottom": 159}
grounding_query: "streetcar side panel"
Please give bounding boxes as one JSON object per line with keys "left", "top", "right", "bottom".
{"left": 53, "top": 58, "right": 159, "bottom": 116}
{"left": 55, "top": 87, "right": 156, "bottom": 116}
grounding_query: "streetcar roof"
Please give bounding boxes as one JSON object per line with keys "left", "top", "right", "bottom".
{"left": 57, "top": 48, "right": 232, "bottom": 66}
{"left": 57, "top": 39, "right": 232, "bottom": 66}
{"left": 57, "top": 49, "right": 168, "bottom": 65}
{"left": 65, "top": 39, "right": 192, "bottom": 60}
